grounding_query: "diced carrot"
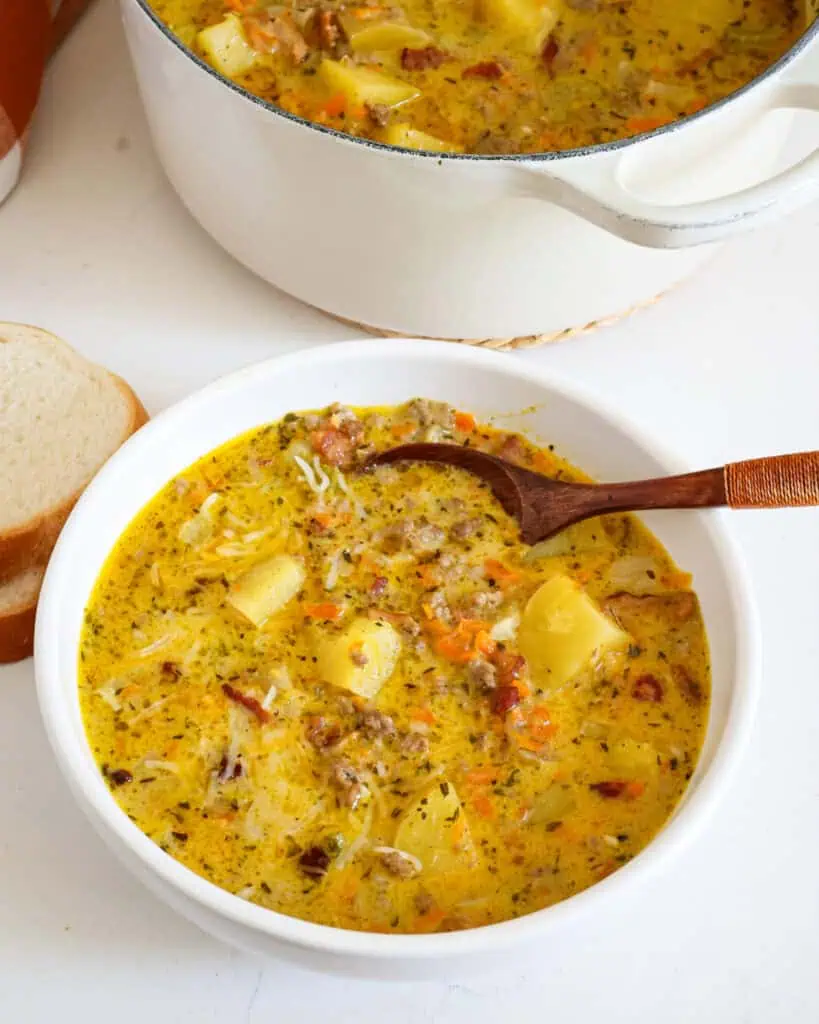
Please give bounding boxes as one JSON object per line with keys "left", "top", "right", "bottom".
{"left": 321, "top": 93, "right": 347, "bottom": 118}
{"left": 416, "top": 564, "right": 440, "bottom": 588}
{"left": 311, "top": 512, "right": 335, "bottom": 530}
{"left": 348, "top": 4, "right": 389, "bottom": 17}
{"left": 454, "top": 411, "right": 476, "bottom": 433}
{"left": 661, "top": 570, "right": 693, "bottom": 590}
{"left": 472, "top": 793, "right": 496, "bottom": 819}
{"left": 686, "top": 98, "right": 707, "bottom": 115}
{"left": 411, "top": 707, "right": 436, "bottom": 726}
{"left": 464, "top": 766, "right": 497, "bottom": 785}
{"left": 434, "top": 632, "right": 476, "bottom": 663}
{"left": 625, "top": 780, "right": 646, "bottom": 798}
{"left": 350, "top": 105, "right": 368, "bottom": 121}
{"left": 225, "top": 0, "right": 251, "bottom": 11}
{"left": 413, "top": 907, "right": 447, "bottom": 933}
{"left": 517, "top": 734, "right": 546, "bottom": 753}
{"left": 484, "top": 558, "right": 521, "bottom": 589}
{"left": 390, "top": 422, "right": 416, "bottom": 439}
{"left": 303, "top": 602, "right": 343, "bottom": 620}
{"left": 580, "top": 36, "right": 598, "bottom": 62}
{"left": 624, "top": 116, "right": 669, "bottom": 135}
{"left": 475, "top": 630, "right": 497, "bottom": 657}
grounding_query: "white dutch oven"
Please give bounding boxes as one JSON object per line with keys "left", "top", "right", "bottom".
{"left": 35, "top": 341, "right": 760, "bottom": 978}
{"left": 121, "top": 0, "right": 819, "bottom": 342}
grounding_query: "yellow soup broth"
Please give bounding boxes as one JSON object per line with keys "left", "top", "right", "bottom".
{"left": 148, "top": 0, "right": 809, "bottom": 153}
{"left": 79, "top": 401, "right": 709, "bottom": 933}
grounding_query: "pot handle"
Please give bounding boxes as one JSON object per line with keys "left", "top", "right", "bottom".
{"left": 512, "top": 82, "right": 819, "bottom": 249}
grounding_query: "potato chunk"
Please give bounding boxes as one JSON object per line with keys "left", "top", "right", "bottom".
{"left": 607, "top": 738, "right": 660, "bottom": 782}
{"left": 475, "top": 0, "right": 561, "bottom": 52}
{"left": 227, "top": 555, "right": 305, "bottom": 627}
{"left": 518, "top": 574, "right": 628, "bottom": 687}
{"left": 197, "top": 14, "right": 260, "bottom": 78}
{"left": 395, "top": 781, "right": 476, "bottom": 874}
{"left": 347, "top": 22, "right": 431, "bottom": 53}
{"left": 316, "top": 617, "right": 401, "bottom": 699}
{"left": 383, "top": 124, "right": 460, "bottom": 152}
{"left": 319, "top": 59, "right": 420, "bottom": 108}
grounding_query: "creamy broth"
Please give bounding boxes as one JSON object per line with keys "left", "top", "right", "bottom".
{"left": 148, "top": 0, "right": 807, "bottom": 153}
{"left": 79, "top": 401, "right": 709, "bottom": 933}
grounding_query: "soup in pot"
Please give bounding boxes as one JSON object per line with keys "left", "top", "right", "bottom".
{"left": 79, "top": 401, "right": 710, "bottom": 933}
{"left": 148, "top": 0, "right": 809, "bottom": 153}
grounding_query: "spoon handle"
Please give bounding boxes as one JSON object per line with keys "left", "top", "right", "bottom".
{"left": 725, "top": 451, "right": 819, "bottom": 507}
{"left": 567, "top": 451, "right": 819, "bottom": 519}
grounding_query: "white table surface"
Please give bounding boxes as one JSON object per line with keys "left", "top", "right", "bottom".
{"left": 2, "top": 2, "right": 819, "bottom": 1020}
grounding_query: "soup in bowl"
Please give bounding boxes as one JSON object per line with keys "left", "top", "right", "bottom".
{"left": 35, "top": 341, "right": 758, "bottom": 973}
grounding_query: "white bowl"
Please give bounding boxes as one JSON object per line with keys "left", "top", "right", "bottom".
{"left": 35, "top": 339, "right": 759, "bottom": 978}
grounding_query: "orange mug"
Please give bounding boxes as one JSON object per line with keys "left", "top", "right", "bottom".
{"left": 0, "top": 0, "right": 92, "bottom": 206}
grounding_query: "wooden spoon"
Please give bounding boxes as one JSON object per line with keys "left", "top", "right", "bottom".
{"left": 366, "top": 443, "right": 819, "bottom": 544}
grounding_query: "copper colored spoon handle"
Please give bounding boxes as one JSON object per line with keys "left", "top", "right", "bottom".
{"left": 577, "top": 452, "right": 819, "bottom": 516}
{"left": 723, "top": 451, "right": 819, "bottom": 507}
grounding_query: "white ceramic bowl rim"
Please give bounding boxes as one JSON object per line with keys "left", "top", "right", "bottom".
{"left": 130, "top": 0, "right": 819, "bottom": 164}
{"left": 35, "top": 339, "right": 761, "bottom": 961}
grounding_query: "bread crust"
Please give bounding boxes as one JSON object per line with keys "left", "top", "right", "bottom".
{"left": 0, "top": 577, "right": 41, "bottom": 664}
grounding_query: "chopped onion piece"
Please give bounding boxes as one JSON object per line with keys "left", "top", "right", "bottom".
{"left": 490, "top": 610, "right": 520, "bottom": 642}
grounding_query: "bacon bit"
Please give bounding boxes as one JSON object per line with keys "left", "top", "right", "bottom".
{"left": 305, "top": 715, "right": 343, "bottom": 749}
{"left": 316, "top": 9, "right": 343, "bottom": 50}
{"left": 107, "top": 768, "right": 133, "bottom": 787}
{"left": 369, "top": 575, "right": 388, "bottom": 598}
{"left": 401, "top": 45, "right": 448, "bottom": 71}
{"left": 390, "top": 422, "right": 416, "bottom": 440}
{"left": 161, "top": 661, "right": 181, "bottom": 680}
{"left": 222, "top": 683, "right": 271, "bottom": 723}
{"left": 590, "top": 779, "right": 645, "bottom": 799}
{"left": 311, "top": 427, "right": 354, "bottom": 467}
{"left": 490, "top": 684, "right": 521, "bottom": 716}
{"left": 299, "top": 845, "right": 331, "bottom": 877}
{"left": 484, "top": 558, "right": 520, "bottom": 588}
{"left": 410, "top": 706, "right": 436, "bottom": 726}
{"left": 632, "top": 674, "right": 664, "bottom": 702}
{"left": 462, "top": 60, "right": 504, "bottom": 80}
{"left": 472, "top": 792, "right": 496, "bottom": 819}
{"left": 491, "top": 649, "right": 527, "bottom": 686}
{"left": 590, "top": 780, "right": 627, "bottom": 798}
{"left": 541, "top": 34, "right": 559, "bottom": 74}
{"left": 454, "top": 411, "right": 476, "bottom": 433}
{"left": 304, "top": 602, "right": 343, "bottom": 620}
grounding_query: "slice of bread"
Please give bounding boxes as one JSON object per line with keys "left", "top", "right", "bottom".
{"left": 0, "top": 569, "right": 44, "bottom": 664}
{"left": 0, "top": 322, "right": 148, "bottom": 585}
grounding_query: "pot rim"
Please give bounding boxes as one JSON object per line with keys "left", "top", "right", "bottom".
{"left": 35, "top": 338, "right": 761, "bottom": 962}
{"left": 128, "top": 0, "right": 819, "bottom": 163}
